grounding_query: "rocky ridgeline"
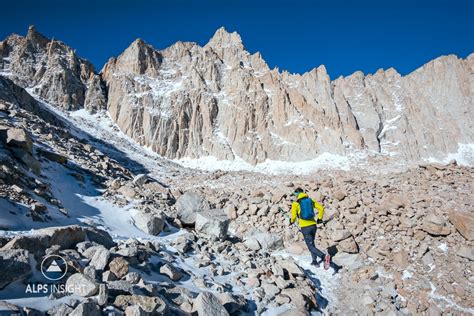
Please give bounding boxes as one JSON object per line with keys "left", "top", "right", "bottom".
{"left": 0, "top": 26, "right": 106, "bottom": 111}
{"left": 1, "top": 26, "right": 473, "bottom": 165}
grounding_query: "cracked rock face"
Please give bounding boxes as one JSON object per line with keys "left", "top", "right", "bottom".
{"left": 1, "top": 26, "right": 472, "bottom": 165}
{"left": 0, "top": 25, "right": 106, "bottom": 111}
{"left": 100, "top": 27, "right": 473, "bottom": 164}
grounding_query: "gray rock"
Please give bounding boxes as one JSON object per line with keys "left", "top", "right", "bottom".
{"left": 332, "top": 252, "right": 363, "bottom": 270}
{"left": 244, "top": 232, "right": 283, "bottom": 251}
{"left": 131, "top": 209, "right": 165, "bottom": 235}
{"left": 65, "top": 273, "right": 99, "bottom": 297}
{"left": 162, "top": 285, "right": 194, "bottom": 306}
{"left": 114, "top": 294, "right": 169, "bottom": 314}
{"left": 107, "top": 280, "right": 135, "bottom": 296}
{"left": 332, "top": 229, "right": 352, "bottom": 242}
{"left": 175, "top": 191, "right": 211, "bottom": 226}
{"left": 69, "top": 300, "right": 101, "bottom": 316}
{"left": 87, "top": 246, "right": 110, "bottom": 270}
{"left": 216, "top": 292, "right": 247, "bottom": 314}
{"left": 5, "top": 127, "right": 33, "bottom": 153}
{"left": 2, "top": 225, "right": 86, "bottom": 253}
{"left": 84, "top": 227, "right": 116, "bottom": 249}
{"left": 132, "top": 174, "right": 149, "bottom": 186}
{"left": 97, "top": 284, "right": 108, "bottom": 306}
{"left": 456, "top": 245, "right": 473, "bottom": 261}
{"left": 159, "top": 263, "right": 183, "bottom": 281}
{"left": 47, "top": 303, "right": 74, "bottom": 316}
{"left": 0, "top": 249, "right": 31, "bottom": 289}
{"left": 275, "top": 259, "right": 305, "bottom": 277}
{"left": 102, "top": 270, "right": 117, "bottom": 282}
{"left": 262, "top": 283, "right": 280, "bottom": 299}
{"left": 83, "top": 266, "right": 97, "bottom": 280}
{"left": 194, "top": 291, "right": 229, "bottom": 316}
{"left": 118, "top": 184, "right": 137, "bottom": 198}
{"left": 108, "top": 256, "right": 129, "bottom": 279}
{"left": 195, "top": 209, "right": 230, "bottom": 240}
{"left": 125, "top": 305, "right": 148, "bottom": 316}
{"left": 125, "top": 272, "right": 141, "bottom": 284}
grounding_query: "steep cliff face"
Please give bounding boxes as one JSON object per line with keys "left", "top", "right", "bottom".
{"left": 1, "top": 26, "right": 472, "bottom": 165}
{"left": 0, "top": 25, "right": 106, "bottom": 112}
{"left": 101, "top": 27, "right": 473, "bottom": 164}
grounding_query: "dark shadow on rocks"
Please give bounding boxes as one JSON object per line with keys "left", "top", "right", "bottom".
{"left": 303, "top": 268, "right": 329, "bottom": 310}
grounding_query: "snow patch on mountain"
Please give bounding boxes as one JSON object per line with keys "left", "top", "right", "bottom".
{"left": 174, "top": 151, "right": 365, "bottom": 174}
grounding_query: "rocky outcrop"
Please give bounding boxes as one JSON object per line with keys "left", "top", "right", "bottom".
{"left": 195, "top": 209, "right": 230, "bottom": 240}
{"left": 0, "top": 25, "right": 106, "bottom": 111}
{"left": 0, "top": 249, "right": 31, "bottom": 289}
{"left": 1, "top": 26, "right": 472, "bottom": 165}
{"left": 175, "top": 191, "right": 211, "bottom": 226}
{"left": 101, "top": 27, "right": 473, "bottom": 164}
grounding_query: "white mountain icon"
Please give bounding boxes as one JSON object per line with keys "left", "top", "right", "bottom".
{"left": 46, "top": 260, "right": 63, "bottom": 273}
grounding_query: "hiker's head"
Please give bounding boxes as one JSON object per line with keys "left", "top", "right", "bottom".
{"left": 294, "top": 187, "right": 304, "bottom": 197}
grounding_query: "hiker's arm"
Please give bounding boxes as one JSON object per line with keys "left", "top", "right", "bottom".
{"left": 290, "top": 202, "right": 297, "bottom": 224}
{"left": 313, "top": 200, "right": 324, "bottom": 220}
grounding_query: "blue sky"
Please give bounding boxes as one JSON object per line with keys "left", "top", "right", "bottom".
{"left": 1, "top": 0, "right": 473, "bottom": 78}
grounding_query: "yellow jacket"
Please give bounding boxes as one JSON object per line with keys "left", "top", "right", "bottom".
{"left": 290, "top": 192, "right": 324, "bottom": 228}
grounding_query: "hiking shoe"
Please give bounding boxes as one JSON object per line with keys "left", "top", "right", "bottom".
{"left": 324, "top": 254, "right": 330, "bottom": 270}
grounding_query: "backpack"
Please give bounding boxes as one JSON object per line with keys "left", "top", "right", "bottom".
{"left": 298, "top": 197, "right": 315, "bottom": 220}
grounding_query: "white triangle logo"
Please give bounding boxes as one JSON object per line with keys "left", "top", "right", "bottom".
{"left": 46, "top": 260, "right": 63, "bottom": 273}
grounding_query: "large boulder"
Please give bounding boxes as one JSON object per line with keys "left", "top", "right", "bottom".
{"left": 65, "top": 273, "right": 99, "bottom": 297}
{"left": 4, "top": 127, "right": 33, "bottom": 154}
{"left": 194, "top": 292, "right": 229, "bottom": 316}
{"left": 159, "top": 263, "right": 183, "bottom": 281}
{"left": 33, "top": 225, "right": 87, "bottom": 249}
{"left": 337, "top": 236, "right": 359, "bottom": 253}
{"left": 0, "top": 249, "right": 31, "bottom": 289}
{"left": 84, "top": 226, "right": 116, "bottom": 248}
{"left": 114, "top": 294, "right": 169, "bottom": 314}
{"left": 422, "top": 214, "right": 451, "bottom": 236}
{"left": 332, "top": 229, "right": 352, "bottom": 242}
{"left": 84, "top": 246, "right": 110, "bottom": 271}
{"left": 216, "top": 292, "right": 247, "bottom": 314}
{"left": 131, "top": 209, "right": 165, "bottom": 235}
{"left": 195, "top": 209, "right": 230, "bottom": 240}
{"left": 175, "top": 191, "right": 210, "bottom": 226}
{"left": 244, "top": 232, "right": 283, "bottom": 251}
{"left": 449, "top": 210, "right": 474, "bottom": 240}
{"left": 1, "top": 225, "right": 115, "bottom": 254}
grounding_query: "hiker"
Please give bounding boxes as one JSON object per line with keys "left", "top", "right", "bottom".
{"left": 290, "top": 187, "right": 341, "bottom": 272}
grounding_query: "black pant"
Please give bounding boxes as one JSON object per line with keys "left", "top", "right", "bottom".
{"left": 301, "top": 224, "right": 326, "bottom": 263}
